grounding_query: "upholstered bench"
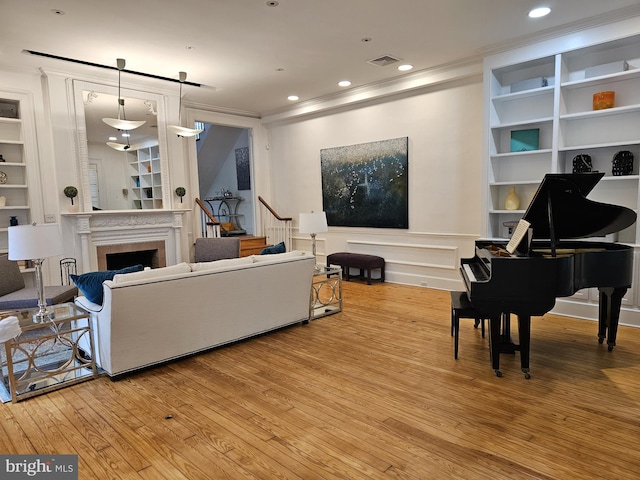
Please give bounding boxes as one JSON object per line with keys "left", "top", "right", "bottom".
{"left": 450, "top": 290, "right": 485, "bottom": 360}
{"left": 326, "top": 252, "right": 385, "bottom": 285}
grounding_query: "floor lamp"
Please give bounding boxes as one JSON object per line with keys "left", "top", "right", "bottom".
{"left": 299, "top": 211, "right": 328, "bottom": 269}
{"left": 8, "top": 223, "right": 63, "bottom": 322}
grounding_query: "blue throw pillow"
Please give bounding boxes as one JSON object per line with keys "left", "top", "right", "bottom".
{"left": 70, "top": 264, "right": 144, "bottom": 305}
{"left": 259, "top": 241, "right": 286, "bottom": 255}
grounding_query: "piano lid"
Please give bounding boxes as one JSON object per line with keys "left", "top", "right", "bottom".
{"left": 522, "top": 172, "right": 636, "bottom": 241}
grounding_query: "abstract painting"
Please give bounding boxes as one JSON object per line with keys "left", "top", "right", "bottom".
{"left": 321, "top": 137, "right": 408, "bottom": 228}
{"left": 235, "top": 147, "right": 251, "bottom": 190}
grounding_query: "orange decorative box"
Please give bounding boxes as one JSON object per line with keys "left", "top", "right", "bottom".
{"left": 593, "top": 91, "right": 615, "bottom": 110}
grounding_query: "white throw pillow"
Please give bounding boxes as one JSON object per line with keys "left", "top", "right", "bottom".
{"left": 190, "top": 256, "right": 254, "bottom": 272}
{"left": 112, "top": 262, "right": 192, "bottom": 283}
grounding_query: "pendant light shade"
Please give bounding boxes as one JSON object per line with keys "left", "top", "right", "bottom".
{"left": 168, "top": 71, "right": 204, "bottom": 138}
{"left": 103, "top": 58, "right": 146, "bottom": 134}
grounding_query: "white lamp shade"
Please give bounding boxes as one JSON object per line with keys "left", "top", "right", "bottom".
{"left": 167, "top": 125, "right": 204, "bottom": 137}
{"left": 299, "top": 211, "right": 328, "bottom": 234}
{"left": 8, "top": 223, "right": 63, "bottom": 260}
{"left": 102, "top": 118, "right": 146, "bottom": 130}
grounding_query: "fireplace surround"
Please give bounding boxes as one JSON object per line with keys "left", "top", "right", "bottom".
{"left": 62, "top": 210, "right": 185, "bottom": 274}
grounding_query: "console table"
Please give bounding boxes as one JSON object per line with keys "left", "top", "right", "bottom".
{"left": 204, "top": 196, "right": 247, "bottom": 235}
{"left": 310, "top": 266, "right": 342, "bottom": 320}
{"left": 1, "top": 303, "right": 98, "bottom": 402}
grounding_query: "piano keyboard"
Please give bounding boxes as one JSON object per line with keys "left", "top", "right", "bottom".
{"left": 463, "top": 263, "right": 476, "bottom": 282}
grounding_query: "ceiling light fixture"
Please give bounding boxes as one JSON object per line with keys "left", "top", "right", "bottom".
{"left": 398, "top": 64, "right": 413, "bottom": 71}
{"left": 167, "top": 71, "right": 204, "bottom": 138}
{"left": 338, "top": 80, "right": 351, "bottom": 87}
{"left": 102, "top": 58, "right": 146, "bottom": 132}
{"left": 287, "top": 95, "right": 299, "bottom": 101}
{"left": 529, "top": 7, "right": 551, "bottom": 18}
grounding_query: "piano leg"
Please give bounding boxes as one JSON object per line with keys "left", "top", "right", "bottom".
{"left": 598, "top": 287, "right": 626, "bottom": 351}
{"left": 517, "top": 315, "right": 531, "bottom": 379}
{"left": 488, "top": 315, "right": 503, "bottom": 377}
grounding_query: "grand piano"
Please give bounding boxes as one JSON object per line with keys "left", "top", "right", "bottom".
{"left": 461, "top": 172, "right": 637, "bottom": 378}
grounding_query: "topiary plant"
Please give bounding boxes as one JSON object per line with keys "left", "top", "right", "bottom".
{"left": 64, "top": 185, "right": 78, "bottom": 205}
{"left": 175, "top": 186, "right": 186, "bottom": 203}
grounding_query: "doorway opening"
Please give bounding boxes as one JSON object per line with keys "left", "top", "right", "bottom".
{"left": 196, "top": 123, "right": 254, "bottom": 236}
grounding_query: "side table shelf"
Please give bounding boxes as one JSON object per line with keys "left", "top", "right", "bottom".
{"left": 0, "top": 303, "right": 98, "bottom": 402}
{"left": 310, "top": 266, "right": 342, "bottom": 320}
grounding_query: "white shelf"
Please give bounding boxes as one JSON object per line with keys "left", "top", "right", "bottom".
{"left": 484, "top": 33, "right": 640, "bottom": 245}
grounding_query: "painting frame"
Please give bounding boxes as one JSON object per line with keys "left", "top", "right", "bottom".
{"left": 321, "top": 137, "right": 408, "bottom": 229}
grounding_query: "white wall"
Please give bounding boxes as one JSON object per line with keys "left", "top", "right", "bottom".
{"left": 265, "top": 76, "right": 483, "bottom": 289}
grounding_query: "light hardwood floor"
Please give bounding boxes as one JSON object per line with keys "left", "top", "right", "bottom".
{"left": 2, "top": 281, "right": 640, "bottom": 479}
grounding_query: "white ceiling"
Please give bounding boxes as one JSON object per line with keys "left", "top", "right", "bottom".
{"left": 2, "top": 0, "right": 640, "bottom": 117}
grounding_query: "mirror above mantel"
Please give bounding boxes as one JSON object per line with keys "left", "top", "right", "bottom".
{"left": 72, "top": 79, "right": 170, "bottom": 212}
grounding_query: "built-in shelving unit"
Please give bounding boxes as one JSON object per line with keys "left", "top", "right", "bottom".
{"left": 484, "top": 35, "right": 640, "bottom": 245}
{"left": 0, "top": 97, "right": 30, "bottom": 261}
{"left": 128, "top": 145, "right": 162, "bottom": 209}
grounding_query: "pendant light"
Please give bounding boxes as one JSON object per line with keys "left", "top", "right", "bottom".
{"left": 167, "top": 71, "right": 204, "bottom": 137}
{"left": 102, "top": 58, "right": 146, "bottom": 131}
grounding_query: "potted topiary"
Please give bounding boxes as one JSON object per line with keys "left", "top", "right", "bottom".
{"left": 64, "top": 185, "right": 79, "bottom": 212}
{"left": 175, "top": 187, "right": 186, "bottom": 207}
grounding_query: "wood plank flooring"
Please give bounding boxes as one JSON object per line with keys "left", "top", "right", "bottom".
{"left": 2, "top": 281, "right": 640, "bottom": 479}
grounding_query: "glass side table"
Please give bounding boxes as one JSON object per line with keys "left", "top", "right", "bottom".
{"left": 0, "top": 303, "right": 98, "bottom": 402}
{"left": 310, "top": 266, "right": 342, "bottom": 320}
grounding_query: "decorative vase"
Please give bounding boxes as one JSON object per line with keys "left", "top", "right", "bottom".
{"left": 505, "top": 186, "right": 520, "bottom": 210}
{"left": 0, "top": 195, "right": 5, "bottom": 207}
{"left": 9, "top": 216, "right": 18, "bottom": 226}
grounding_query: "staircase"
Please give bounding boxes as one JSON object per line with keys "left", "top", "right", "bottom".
{"left": 239, "top": 236, "right": 268, "bottom": 256}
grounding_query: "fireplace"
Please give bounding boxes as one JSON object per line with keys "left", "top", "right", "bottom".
{"left": 63, "top": 210, "right": 185, "bottom": 274}
{"left": 96, "top": 241, "right": 166, "bottom": 271}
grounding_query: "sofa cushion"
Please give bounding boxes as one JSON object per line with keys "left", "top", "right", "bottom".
{"left": 190, "top": 257, "right": 254, "bottom": 272}
{"left": 112, "top": 262, "right": 191, "bottom": 284}
{"left": 70, "top": 264, "right": 144, "bottom": 305}
{"left": 259, "top": 241, "right": 286, "bottom": 255}
{"left": 0, "top": 285, "right": 77, "bottom": 310}
{"left": 0, "top": 254, "right": 25, "bottom": 296}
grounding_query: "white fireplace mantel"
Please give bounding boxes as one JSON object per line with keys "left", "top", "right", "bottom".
{"left": 62, "top": 209, "right": 186, "bottom": 273}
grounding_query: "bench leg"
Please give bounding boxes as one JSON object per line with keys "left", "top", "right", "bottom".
{"left": 366, "top": 268, "right": 372, "bottom": 285}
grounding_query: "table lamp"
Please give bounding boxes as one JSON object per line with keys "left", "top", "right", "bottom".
{"left": 8, "top": 223, "right": 63, "bottom": 322}
{"left": 299, "top": 211, "right": 328, "bottom": 269}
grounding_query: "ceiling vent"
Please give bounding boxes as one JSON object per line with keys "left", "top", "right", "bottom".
{"left": 367, "top": 55, "right": 401, "bottom": 67}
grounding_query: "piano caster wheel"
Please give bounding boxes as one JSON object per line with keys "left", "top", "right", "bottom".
{"left": 598, "top": 337, "right": 604, "bottom": 344}
{"left": 608, "top": 344, "right": 614, "bottom": 352}
{"left": 494, "top": 370, "right": 502, "bottom": 378}
{"left": 522, "top": 370, "right": 531, "bottom": 380}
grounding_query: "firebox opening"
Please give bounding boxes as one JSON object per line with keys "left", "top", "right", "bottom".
{"left": 106, "top": 249, "right": 158, "bottom": 270}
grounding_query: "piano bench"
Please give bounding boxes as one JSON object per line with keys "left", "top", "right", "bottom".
{"left": 326, "top": 252, "right": 385, "bottom": 285}
{"left": 450, "top": 291, "right": 485, "bottom": 360}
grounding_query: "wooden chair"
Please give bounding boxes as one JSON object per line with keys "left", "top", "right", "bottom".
{"left": 450, "top": 290, "right": 485, "bottom": 359}
{"left": 60, "top": 257, "right": 77, "bottom": 285}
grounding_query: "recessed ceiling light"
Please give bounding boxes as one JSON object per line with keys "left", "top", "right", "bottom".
{"left": 361, "top": 38, "right": 372, "bottom": 43}
{"left": 338, "top": 80, "right": 351, "bottom": 87}
{"left": 398, "top": 64, "right": 413, "bottom": 71}
{"left": 51, "top": 9, "right": 65, "bottom": 15}
{"left": 529, "top": 7, "right": 551, "bottom": 18}
{"left": 267, "top": 1, "right": 279, "bottom": 6}
{"left": 287, "top": 95, "right": 299, "bottom": 101}
{"left": 108, "top": 136, "right": 117, "bottom": 141}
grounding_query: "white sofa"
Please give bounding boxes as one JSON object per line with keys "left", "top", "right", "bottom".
{"left": 75, "top": 251, "right": 316, "bottom": 377}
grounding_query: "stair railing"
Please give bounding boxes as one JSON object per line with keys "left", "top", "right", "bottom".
{"left": 258, "top": 196, "right": 293, "bottom": 250}
{"left": 195, "top": 198, "right": 220, "bottom": 238}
